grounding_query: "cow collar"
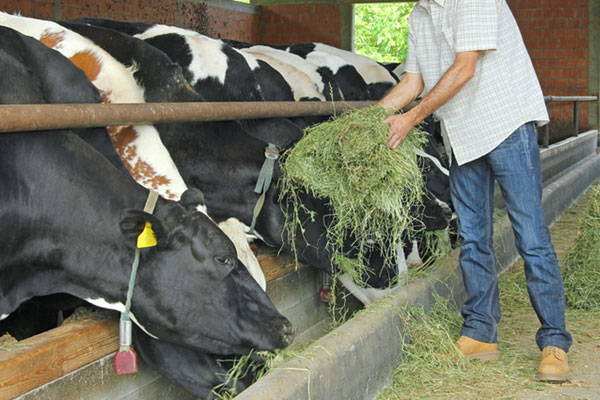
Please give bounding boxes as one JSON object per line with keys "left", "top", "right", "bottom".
{"left": 249, "top": 143, "right": 279, "bottom": 234}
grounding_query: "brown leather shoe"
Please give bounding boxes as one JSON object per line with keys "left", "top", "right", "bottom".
{"left": 537, "top": 346, "right": 569, "bottom": 382}
{"left": 455, "top": 336, "right": 499, "bottom": 361}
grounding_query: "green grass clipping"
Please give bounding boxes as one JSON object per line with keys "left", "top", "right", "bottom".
{"left": 279, "top": 106, "right": 427, "bottom": 285}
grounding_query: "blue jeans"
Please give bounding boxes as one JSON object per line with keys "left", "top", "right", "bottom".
{"left": 449, "top": 122, "right": 572, "bottom": 352}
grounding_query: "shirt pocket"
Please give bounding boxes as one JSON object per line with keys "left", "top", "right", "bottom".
{"left": 442, "top": 27, "right": 454, "bottom": 51}
{"left": 440, "top": 27, "right": 455, "bottom": 70}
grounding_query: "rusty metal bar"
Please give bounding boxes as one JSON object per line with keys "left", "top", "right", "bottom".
{"left": 541, "top": 95, "right": 598, "bottom": 147}
{"left": 0, "top": 101, "right": 375, "bottom": 133}
{"left": 543, "top": 95, "right": 598, "bottom": 102}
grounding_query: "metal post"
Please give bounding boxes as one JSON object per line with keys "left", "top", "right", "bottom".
{"left": 573, "top": 100, "right": 579, "bottom": 136}
{"left": 543, "top": 99, "right": 550, "bottom": 147}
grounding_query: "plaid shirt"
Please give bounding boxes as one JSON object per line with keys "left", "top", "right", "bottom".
{"left": 405, "top": 0, "right": 549, "bottom": 165}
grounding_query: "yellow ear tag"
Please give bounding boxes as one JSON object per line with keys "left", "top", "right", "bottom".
{"left": 137, "top": 222, "right": 157, "bottom": 248}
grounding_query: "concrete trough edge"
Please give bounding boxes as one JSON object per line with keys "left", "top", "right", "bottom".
{"left": 236, "top": 150, "right": 600, "bottom": 400}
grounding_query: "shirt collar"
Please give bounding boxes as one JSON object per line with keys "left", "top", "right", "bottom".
{"left": 419, "top": 0, "right": 445, "bottom": 9}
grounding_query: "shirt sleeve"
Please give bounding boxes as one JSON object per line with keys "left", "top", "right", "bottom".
{"left": 454, "top": 0, "right": 499, "bottom": 52}
{"left": 404, "top": 12, "right": 420, "bottom": 74}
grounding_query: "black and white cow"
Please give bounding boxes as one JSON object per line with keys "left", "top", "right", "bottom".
{"left": 0, "top": 26, "right": 292, "bottom": 356}
{"left": 55, "top": 20, "right": 405, "bottom": 290}
{"left": 286, "top": 42, "right": 398, "bottom": 100}
{"left": 61, "top": 19, "right": 305, "bottom": 149}
{"left": 0, "top": 13, "right": 268, "bottom": 290}
{"left": 61, "top": 19, "right": 454, "bottom": 289}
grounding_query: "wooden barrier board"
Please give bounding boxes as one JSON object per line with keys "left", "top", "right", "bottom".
{"left": 0, "top": 319, "right": 118, "bottom": 400}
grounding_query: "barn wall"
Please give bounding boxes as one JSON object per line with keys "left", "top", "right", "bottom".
{"left": 0, "top": 0, "right": 343, "bottom": 46}
{"left": 259, "top": 4, "right": 343, "bottom": 48}
{"left": 0, "top": 0, "right": 261, "bottom": 42}
{"left": 508, "top": 0, "right": 593, "bottom": 132}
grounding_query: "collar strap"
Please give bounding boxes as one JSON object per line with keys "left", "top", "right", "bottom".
{"left": 249, "top": 143, "right": 279, "bottom": 234}
{"left": 142, "top": 190, "right": 159, "bottom": 214}
{"left": 121, "top": 189, "right": 159, "bottom": 345}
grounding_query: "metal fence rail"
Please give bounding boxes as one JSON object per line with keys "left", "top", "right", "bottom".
{"left": 1, "top": 97, "right": 597, "bottom": 147}
{"left": 542, "top": 95, "right": 598, "bottom": 147}
{"left": 0, "top": 101, "right": 375, "bottom": 133}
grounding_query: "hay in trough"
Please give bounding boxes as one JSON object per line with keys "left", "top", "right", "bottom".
{"left": 562, "top": 184, "right": 600, "bottom": 310}
{"left": 0, "top": 333, "right": 18, "bottom": 350}
{"left": 279, "top": 106, "right": 427, "bottom": 285}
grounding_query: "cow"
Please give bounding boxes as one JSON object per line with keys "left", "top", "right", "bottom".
{"left": 240, "top": 44, "right": 343, "bottom": 101}
{"left": 122, "top": 23, "right": 305, "bottom": 147}
{"left": 62, "top": 19, "right": 456, "bottom": 290}
{"left": 286, "top": 42, "right": 398, "bottom": 100}
{"left": 0, "top": 25, "right": 292, "bottom": 356}
{"left": 61, "top": 19, "right": 457, "bottom": 290}
{"left": 129, "top": 23, "right": 323, "bottom": 129}
{"left": 54, "top": 20, "right": 406, "bottom": 289}
{"left": 0, "top": 13, "right": 268, "bottom": 290}
{"left": 0, "top": 12, "right": 189, "bottom": 202}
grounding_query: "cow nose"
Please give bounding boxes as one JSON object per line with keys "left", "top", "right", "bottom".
{"left": 280, "top": 318, "right": 294, "bottom": 347}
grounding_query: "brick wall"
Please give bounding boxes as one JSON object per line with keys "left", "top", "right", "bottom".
{"left": 260, "top": 4, "right": 342, "bottom": 47}
{"left": 509, "top": 0, "right": 590, "bottom": 132}
{"left": 201, "top": 5, "right": 259, "bottom": 40}
{"left": 0, "top": 0, "right": 261, "bottom": 42}
{"left": 1, "top": 0, "right": 55, "bottom": 19}
{"left": 1, "top": 1, "right": 341, "bottom": 47}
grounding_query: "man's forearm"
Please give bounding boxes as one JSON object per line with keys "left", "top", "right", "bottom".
{"left": 377, "top": 72, "right": 424, "bottom": 112}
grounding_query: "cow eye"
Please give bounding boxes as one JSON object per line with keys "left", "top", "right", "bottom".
{"left": 214, "top": 256, "right": 234, "bottom": 269}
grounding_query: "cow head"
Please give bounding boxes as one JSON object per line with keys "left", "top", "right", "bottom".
{"left": 116, "top": 189, "right": 293, "bottom": 355}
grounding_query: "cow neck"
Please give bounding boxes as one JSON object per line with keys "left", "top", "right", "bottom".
{"left": 0, "top": 136, "right": 159, "bottom": 318}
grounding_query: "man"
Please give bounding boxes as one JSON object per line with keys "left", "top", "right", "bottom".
{"left": 377, "top": 0, "right": 572, "bottom": 381}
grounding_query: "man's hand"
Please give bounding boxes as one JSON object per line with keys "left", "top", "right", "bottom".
{"left": 384, "top": 112, "right": 418, "bottom": 150}
{"left": 380, "top": 51, "right": 479, "bottom": 149}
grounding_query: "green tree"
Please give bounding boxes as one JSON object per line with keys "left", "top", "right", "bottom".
{"left": 354, "top": 2, "right": 415, "bottom": 63}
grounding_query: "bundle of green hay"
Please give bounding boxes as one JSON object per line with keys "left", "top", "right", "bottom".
{"left": 562, "top": 184, "right": 600, "bottom": 310}
{"left": 279, "top": 106, "right": 428, "bottom": 284}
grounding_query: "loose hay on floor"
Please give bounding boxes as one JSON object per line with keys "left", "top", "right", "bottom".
{"left": 279, "top": 106, "right": 428, "bottom": 284}
{"left": 562, "top": 184, "right": 600, "bottom": 310}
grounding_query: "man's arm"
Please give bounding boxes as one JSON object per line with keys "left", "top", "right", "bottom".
{"left": 377, "top": 71, "right": 425, "bottom": 112}
{"left": 381, "top": 50, "right": 480, "bottom": 150}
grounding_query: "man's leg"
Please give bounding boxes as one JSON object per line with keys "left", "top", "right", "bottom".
{"left": 449, "top": 154, "right": 501, "bottom": 344}
{"left": 488, "top": 122, "right": 572, "bottom": 353}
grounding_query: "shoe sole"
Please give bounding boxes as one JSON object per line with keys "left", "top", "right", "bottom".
{"left": 465, "top": 351, "right": 499, "bottom": 362}
{"left": 537, "top": 372, "right": 569, "bottom": 382}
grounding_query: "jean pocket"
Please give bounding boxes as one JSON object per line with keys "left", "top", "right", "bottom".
{"left": 518, "top": 123, "right": 536, "bottom": 171}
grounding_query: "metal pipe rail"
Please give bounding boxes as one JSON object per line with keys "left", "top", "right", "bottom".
{"left": 0, "top": 101, "right": 375, "bottom": 133}
{"left": 542, "top": 95, "right": 598, "bottom": 147}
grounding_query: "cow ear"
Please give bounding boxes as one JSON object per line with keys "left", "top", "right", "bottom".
{"left": 179, "top": 188, "right": 206, "bottom": 211}
{"left": 119, "top": 209, "right": 166, "bottom": 247}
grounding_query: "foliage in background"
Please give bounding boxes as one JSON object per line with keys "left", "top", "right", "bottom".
{"left": 354, "top": 3, "right": 415, "bottom": 63}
